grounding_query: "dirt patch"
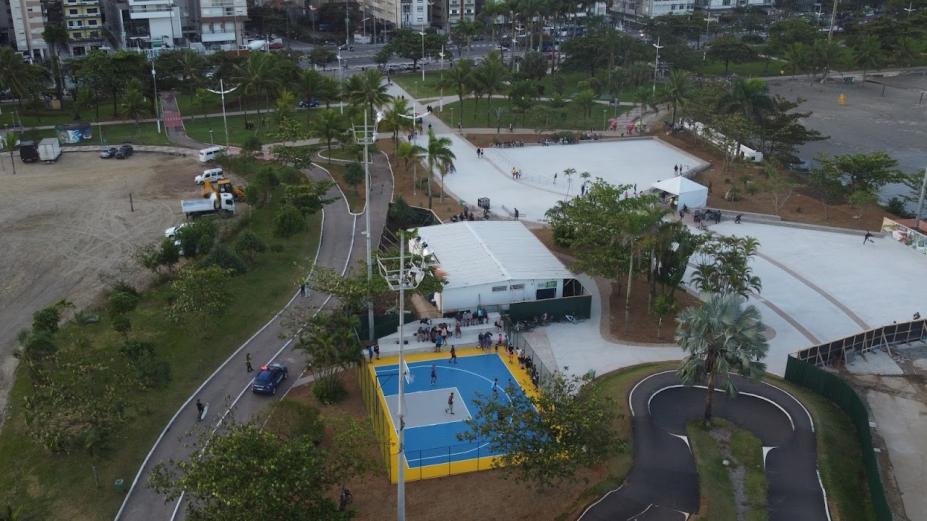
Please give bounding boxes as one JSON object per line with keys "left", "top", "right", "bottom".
{"left": 464, "top": 133, "right": 549, "bottom": 147}
{"left": 379, "top": 140, "right": 465, "bottom": 222}
{"left": 0, "top": 151, "right": 205, "bottom": 423}
{"left": 284, "top": 369, "right": 609, "bottom": 521}
{"left": 531, "top": 227, "right": 699, "bottom": 344}
{"left": 658, "top": 130, "right": 892, "bottom": 232}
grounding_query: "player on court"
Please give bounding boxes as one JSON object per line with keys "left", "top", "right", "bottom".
{"left": 445, "top": 392, "right": 455, "bottom": 415}
{"left": 430, "top": 364, "right": 437, "bottom": 385}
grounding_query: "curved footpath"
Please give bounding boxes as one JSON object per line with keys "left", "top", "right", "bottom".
{"left": 580, "top": 371, "right": 829, "bottom": 521}
{"left": 114, "top": 154, "right": 394, "bottom": 521}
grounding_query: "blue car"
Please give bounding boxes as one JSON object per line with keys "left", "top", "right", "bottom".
{"left": 252, "top": 363, "right": 288, "bottom": 395}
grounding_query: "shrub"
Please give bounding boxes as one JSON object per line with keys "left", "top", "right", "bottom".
{"left": 108, "top": 289, "right": 141, "bottom": 316}
{"left": 234, "top": 230, "right": 268, "bottom": 262}
{"left": 885, "top": 197, "right": 913, "bottom": 218}
{"left": 276, "top": 165, "right": 303, "bottom": 185}
{"left": 111, "top": 314, "right": 132, "bottom": 338}
{"left": 312, "top": 376, "right": 346, "bottom": 404}
{"left": 266, "top": 400, "right": 325, "bottom": 443}
{"left": 119, "top": 341, "right": 171, "bottom": 389}
{"left": 273, "top": 204, "right": 306, "bottom": 238}
{"left": 200, "top": 245, "right": 249, "bottom": 275}
{"left": 177, "top": 219, "right": 218, "bottom": 257}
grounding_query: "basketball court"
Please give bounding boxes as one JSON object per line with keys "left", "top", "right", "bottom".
{"left": 361, "top": 349, "right": 535, "bottom": 482}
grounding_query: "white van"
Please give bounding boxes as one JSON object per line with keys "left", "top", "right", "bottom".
{"left": 198, "top": 146, "right": 225, "bottom": 163}
{"left": 194, "top": 168, "right": 224, "bottom": 185}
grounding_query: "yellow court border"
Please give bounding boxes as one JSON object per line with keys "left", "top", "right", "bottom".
{"left": 366, "top": 347, "right": 538, "bottom": 482}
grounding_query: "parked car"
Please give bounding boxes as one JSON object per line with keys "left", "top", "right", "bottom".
{"left": 298, "top": 98, "right": 321, "bottom": 108}
{"left": 252, "top": 363, "right": 288, "bottom": 395}
{"left": 119, "top": 144, "right": 134, "bottom": 156}
{"left": 100, "top": 147, "right": 117, "bottom": 159}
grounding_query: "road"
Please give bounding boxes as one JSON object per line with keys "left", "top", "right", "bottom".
{"left": 579, "top": 371, "right": 828, "bottom": 521}
{"left": 114, "top": 149, "right": 394, "bottom": 521}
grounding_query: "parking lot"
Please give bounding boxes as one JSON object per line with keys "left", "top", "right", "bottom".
{"left": 0, "top": 151, "right": 201, "bottom": 421}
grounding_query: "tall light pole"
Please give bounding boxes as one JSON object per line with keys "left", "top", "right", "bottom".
{"left": 354, "top": 110, "right": 384, "bottom": 347}
{"left": 345, "top": 0, "right": 351, "bottom": 48}
{"left": 419, "top": 30, "right": 426, "bottom": 81}
{"left": 914, "top": 165, "right": 927, "bottom": 231}
{"left": 206, "top": 79, "right": 238, "bottom": 148}
{"left": 377, "top": 233, "right": 429, "bottom": 521}
{"left": 702, "top": 16, "right": 715, "bottom": 61}
{"left": 151, "top": 63, "right": 161, "bottom": 134}
{"left": 337, "top": 53, "right": 345, "bottom": 114}
{"left": 827, "top": 0, "right": 839, "bottom": 42}
{"left": 652, "top": 36, "right": 663, "bottom": 96}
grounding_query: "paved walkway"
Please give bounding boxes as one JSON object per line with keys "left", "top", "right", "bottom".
{"left": 115, "top": 147, "right": 394, "bottom": 521}
{"left": 579, "top": 371, "right": 827, "bottom": 521}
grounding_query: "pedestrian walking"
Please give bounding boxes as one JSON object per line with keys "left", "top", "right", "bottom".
{"left": 492, "top": 378, "right": 499, "bottom": 399}
{"left": 863, "top": 231, "right": 874, "bottom": 245}
{"left": 300, "top": 282, "right": 307, "bottom": 297}
{"left": 735, "top": 214, "right": 742, "bottom": 224}
{"left": 514, "top": 208, "right": 519, "bottom": 220}
{"left": 507, "top": 345, "right": 514, "bottom": 364}
{"left": 674, "top": 164, "right": 679, "bottom": 175}
{"left": 195, "top": 399, "right": 205, "bottom": 421}
{"left": 431, "top": 363, "right": 438, "bottom": 385}
{"left": 246, "top": 352, "right": 253, "bottom": 373}
{"left": 374, "top": 344, "right": 380, "bottom": 360}
{"left": 450, "top": 345, "right": 458, "bottom": 364}
{"left": 445, "top": 392, "right": 456, "bottom": 415}
{"left": 366, "top": 345, "right": 374, "bottom": 361}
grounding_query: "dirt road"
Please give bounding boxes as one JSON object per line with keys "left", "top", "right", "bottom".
{"left": 0, "top": 151, "right": 202, "bottom": 423}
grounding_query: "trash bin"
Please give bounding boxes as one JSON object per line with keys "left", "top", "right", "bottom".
{"left": 478, "top": 197, "right": 490, "bottom": 210}
{"left": 114, "top": 479, "right": 126, "bottom": 494}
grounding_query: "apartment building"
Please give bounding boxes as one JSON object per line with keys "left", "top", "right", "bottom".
{"left": 366, "top": 0, "right": 399, "bottom": 28}
{"left": 400, "top": 0, "right": 428, "bottom": 28}
{"left": 199, "top": 0, "right": 246, "bottom": 49}
{"left": 612, "top": 0, "right": 693, "bottom": 19}
{"left": 701, "top": 0, "right": 771, "bottom": 10}
{"left": 446, "top": 0, "right": 475, "bottom": 24}
{"left": 63, "top": 0, "right": 105, "bottom": 55}
{"left": 126, "top": 0, "right": 182, "bottom": 47}
{"left": 8, "top": 0, "right": 48, "bottom": 61}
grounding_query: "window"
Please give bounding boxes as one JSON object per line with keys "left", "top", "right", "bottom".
{"left": 89, "top": 19, "right": 97, "bottom": 25}
{"left": 416, "top": 5, "right": 423, "bottom": 10}
{"left": 510, "top": 284, "right": 525, "bottom": 290}
{"left": 491, "top": 285, "right": 507, "bottom": 292}
{"left": 73, "top": 31, "right": 82, "bottom": 38}
{"left": 89, "top": 31, "right": 98, "bottom": 37}
{"left": 539, "top": 280, "right": 557, "bottom": 289}
{"left": 87, "top": 7, "right": 97, "bottom": 13}
{"left": 68, "top": 8, "right": 77, "bottom": 14}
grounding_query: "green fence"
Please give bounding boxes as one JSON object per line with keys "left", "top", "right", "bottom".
{"left": 354, "top": 313, "right": 418, "bottom": 344}
{"left": 506, "top": 295, "right": 592, "bottom": 323}
{"left": 784, "top": 356, "right": 893, "bottom": 521}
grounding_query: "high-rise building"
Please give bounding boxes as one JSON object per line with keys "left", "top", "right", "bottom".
{"left": 612, "top": 0, "right": 693, "bottom": 19}
{"left": 198, "top": 0, "right": 246, "bottom": 49}
{"left": 8, "top": 0, "right": 48, "bottom": 61}
{"left": 400, "top": 0, "right": 428, "bottom": 28}
{"left": 446, "top": 0, "right": 475, "bottom": 25}
{"left": 366, "top": 0, "right": 400, "bottom": 30}
{"left": 0, "top": 0, "right": 14, "bottom": 47}
{"left": 63, "top": 0, "right": 105, "bottom": 55}
{"left": 126, "top": 0, "right": 182, "bottom": 48}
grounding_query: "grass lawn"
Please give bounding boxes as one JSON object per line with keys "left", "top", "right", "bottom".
{"left": 0, "top": 180, "right": 323, "bottom": 521}
{"left": 0, "top": 101, "right": 154, "bottom": 128}
{"left": 22, "top": 121, "right": 173, "bottom": 146}
{"left": 184, "top": 113, "right": 310, "bottom": 147}
{"left": 435, "top": 98, "right": 630, "bottom": 131}
{"left": 696, "top": 58, "right": 784, "bottom": 77}
{"left": 391, "top": 72, "right": 446, "bottom": 99}
{"left": 687, "top": 418, "right": 768, "bottom": 521}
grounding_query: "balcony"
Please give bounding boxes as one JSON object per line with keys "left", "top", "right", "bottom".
{"left": 63, "top": 0, "right": 100, "bottom": 6}
{"left": 66, "top": 11, "right": 102, "bottom": 18}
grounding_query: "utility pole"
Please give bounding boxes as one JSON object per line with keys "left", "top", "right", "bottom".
{"left": 345, "top": 0, "right": 351, "bottom": 48}
{"left": 151, "top": 63, "right": 161, "bottom": 134}
{"left": 827, "top": 0, "right": 838, "bottom": 41}
{"left": 915, "top": 165, "right": 927, "bottom": 231}
{"left": 652, "top": 36, "right": 663, "bottom": 96}
{"left": 355, "top": 111, "right": 383, "bottom": 347}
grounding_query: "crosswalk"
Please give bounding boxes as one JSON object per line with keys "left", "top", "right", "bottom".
{"left": 163, "top": 110, "right": 183, "bottom": 130}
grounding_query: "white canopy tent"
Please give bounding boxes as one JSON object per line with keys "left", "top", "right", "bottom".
{"left": 651, "top": 176, "right": 709, "bottom": 209}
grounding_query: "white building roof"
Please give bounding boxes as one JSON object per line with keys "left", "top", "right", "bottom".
{"left": 651, "top": 176, "right": 708, "bottom": 196}
{"left": 414, "top": 221, "right": 573, "bottom": 289}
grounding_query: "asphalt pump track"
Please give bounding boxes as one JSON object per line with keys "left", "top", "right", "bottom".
{"left": 579, "top": 371, "right": 830, "bottom": 521}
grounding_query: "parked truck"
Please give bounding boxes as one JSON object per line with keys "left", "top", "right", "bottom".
{"left": 19, "top": 140, "right": 39, "bottom": 163}
{"left": 37, "top": 138, "right": 62, "bottom": 163}
{"left": 181, "top": 192, "right": 236, "bottom": 218}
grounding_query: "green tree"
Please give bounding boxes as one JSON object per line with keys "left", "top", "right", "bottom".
{"left": 382, "top": 97, "right": 412, "bottom": 142}
{"left": 344, "top": 162, "right": 364, "bottom": 195}
{"left": 169, "top": 265, "right": 232, "bottom": 321}
{"left": 426, "top": 128, "right": 456, "bottom": 206}
{"left": 121, "top": 81, "right": 148, "bottom": 126}
{"left": 853, "top": 34, "right": 883, "bottom": 81}
{"left": 784, "top": 42, "right": 809, "bottom": 77}
{"left": 233, "top": 230, "right": 268, "bottom": 262}
{"left": 665, "top": 70, "right": 692, "bottom": 128}
{"left": 176, "top": 219, "right": 217, "bottom": 258}
{"left": 849, "top": 189, "right": 879, "bottom": 220}
{"left": 677, "top": 294, "right": 769, "bottom": 425}
{"left": 707, "top": 36, "right": 757, "bottom": 74}
{"left": 572, "top": 89, "right": 596, "bottom": 124}
{"left": 343, "top": 68, "right": 391, "bottom": 119}
{"left": 309, "top": 47, "right": 335, "bottom": 69}
{"left": 273, "top": 204, "right": 307, "bottom": 237}
{"left": 442, "top": 58, "right": 475, "bottom": 125}
{"left": 691, "top": 235, "right": 762, "bottom": 297}
{"left": 810, "top": 39, "right": 850, "bottom": 81}
{"left": 396, "top": 140, "right": 425, "bottom": 193}
{"left": 815, "top": 152, "right": 903, "bottom": 194}
{"left": 472, "top": 51, "right": 509, "bottom": 121}
{"left": 192, "top": 88, "right": 215, "bottom": 120}
{"left": 42, "top": 24, "right": 69, "bottom": 99}
{"left": 293, "top": 312, "right": 362, "bottom": 403}
{"left": 150, "top": 424, "right": 347, "bottom": 521}
{"left": 460, "top": 371, "right": 621, "bottom": 489}
{"left": 234, "top": 52, "right": 280, "bottom": 118}
{"left": 283, "top": 180, "right": 335, "bottom": 216}
{"left": 809, "top": 163, "right": 846, "bottom": 220}
{"left": 309, "top": 109, "right": 348, "bottom": 162}
{"left": 111, "top": 314, "right": 132, "bottom": 340}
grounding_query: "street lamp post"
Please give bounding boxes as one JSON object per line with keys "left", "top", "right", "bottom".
{"left": 420, "top": 31, "right": 426, "bottom": 81}
{"left": 151, "top": 64, "right": 161, "bottom": 134}
{"left": 206, "top": 79, "right": 238, "bottom": 148}
{"left": 354, "top": 110, "right": 385, "bottom": 348}
{"left": 209, "top": 129, "right": 215, "bottom": 145}
{"left": 652, "top": 36, "right": 663, "bottom": 96}
{"left": 439, "top": 47, "right": 445, "bottom": 110}
{"left": 377, "top": 233, "right": 429, "bottom": 521}
{"left": 337, "top": 53, "right": 345, "bottom": 114}
{"left": 914, "top": 165, "right": 927, "bottom": 231}
{"left": 702, "top": 16, "right": 715, "bottom": 60}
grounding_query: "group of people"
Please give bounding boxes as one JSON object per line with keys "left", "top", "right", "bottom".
{"left": 672, "top": 164, "right": 689, "bottom": 176}
{"left": 511, "top": 167, "right": 524, "bottom": 179}
{"left": 477, "top": 331, "right": 506, "bottom": 351}
{"left": 416, "top": 322, "right": 454, "bottom": 352}
{"left": 455, "top": 308, "right": 490, "bottom": 326}
{"left": 494, "top": 141, "right": 527, "bottom": 148}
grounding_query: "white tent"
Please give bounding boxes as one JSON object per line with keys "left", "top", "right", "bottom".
{"left": 651, "top": 176, "right": 709, "bottom": 209}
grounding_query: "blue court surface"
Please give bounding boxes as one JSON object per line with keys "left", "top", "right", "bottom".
{"left": 374, "top": 353, "right": 528, "bottom": 468}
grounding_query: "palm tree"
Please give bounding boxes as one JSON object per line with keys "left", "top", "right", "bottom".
{"left": 233, "top": 53, "right": 279, "bottom": 120}
{"left": 573, "top": 89, "right": 596, "bottom": 125}
{"left": 383, "top": 97, "right": 412, "bottom": 142}
{"left": 472, "top": 51, "right": 508, "bottom": 122}
{"left": 853, "top": 35, "right": 882, "bottom": 82}
{"left": 298, "top": 69, "right": 325, "bottom": 121}
{"left": 396, "top": 140, "right": 425, "bottom": 194}
{"left": 426, "top": 128, "right": 456, "bottom": 208}
{"left": 122, "top": 82, "right": 148, "bottom": 126}
{"left": 783, "top": 42, "right": 808, "bottom": 78}
{"left": 343, "top": 68, "right": 391, "bottom": 121}
{"left": 676, "top": 294, "right": 768, "bottom": 425}
{"left": 665, "top": 70, "right": 691, "bottom": 129}
{"left": 443, "top": 59, "right": 474, "bottom": 124}
{"left": 42, "top": 24, "right": 69, "bottom": 100}
{"left": 717, "top": 78, "right": 773, "bottom": 141}
{"left": 0, "top": 47, "right": 30, "bottom": 103}
{"left": 310, "top": 109, "right": 348, "bottom": 163}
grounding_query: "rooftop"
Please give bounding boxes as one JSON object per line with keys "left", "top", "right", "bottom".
{"left": 414, "top": 221, "right": 573, "bottom": 289}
